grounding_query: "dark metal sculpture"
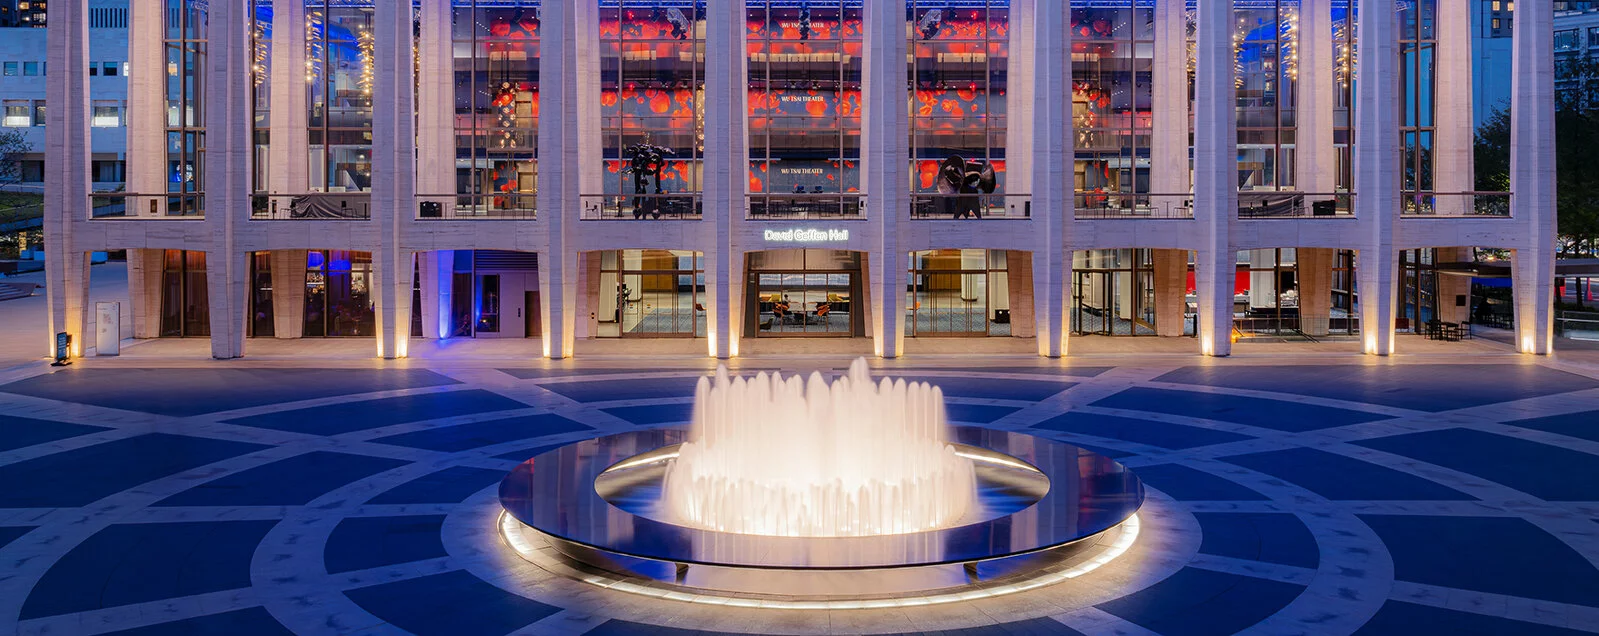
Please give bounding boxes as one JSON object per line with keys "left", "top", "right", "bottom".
{"left": 623, "top": 142, "right": 673, "bottom": 219}
{"left": 936, "top": 155, "right": 997, "bottom": 219}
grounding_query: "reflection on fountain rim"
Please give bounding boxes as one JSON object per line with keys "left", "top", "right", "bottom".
{"left": 660, "top": 359, "right": 980, "bottom": 537}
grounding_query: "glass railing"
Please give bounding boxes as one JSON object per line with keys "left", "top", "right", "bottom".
{"left": 581, "top": 193, "right": 703, "bottom": 220}
{"left": 909, "top": 193, "right": 1030, "bottom": 219}
{"left": 90, "top": 193, "right": 204, "bottom": 219}
{"left": 417, "top": 193, "right": 536, "bottom": 220}
{"left": 747, "top": 193, "right": 865, "bottom": 220}
{"left": 1402, "top": 192, "right": 1512, "bottom": 217}
{"left": 1234, "top": 313, "right": 1361, "bottom": 338}
{"left": 1237, "top": 192, "right": 1354, "bottom": 218}
{"left": 251, "top": 193, "right": 371, "bottom": 220}
{"left": 1075, "top": 192, "right": 1193, "bottom": 219}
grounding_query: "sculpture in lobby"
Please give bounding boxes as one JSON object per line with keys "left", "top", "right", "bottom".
{"left": 936, "top": 155, "right": 998, "bottom": 219}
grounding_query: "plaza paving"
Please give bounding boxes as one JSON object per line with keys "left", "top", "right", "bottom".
{"left": 0, "top": 350, "right": 1597, "bottom": 635}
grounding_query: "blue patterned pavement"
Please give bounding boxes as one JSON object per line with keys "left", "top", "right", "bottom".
{"left": 0, "top": 358, "right": 1595, "bottom": 635}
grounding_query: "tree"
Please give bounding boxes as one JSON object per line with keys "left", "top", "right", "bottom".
{"left": 0, "top": 128, "right": 30, "bottom": 192}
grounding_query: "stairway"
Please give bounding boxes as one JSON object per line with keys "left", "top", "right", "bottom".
{"left": 0, "top": 282, "right": 39, "bottom": 302}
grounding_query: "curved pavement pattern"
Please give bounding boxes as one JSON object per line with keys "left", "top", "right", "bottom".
{"left": 0, "top": 359, "right": 1596, "bottom": 635}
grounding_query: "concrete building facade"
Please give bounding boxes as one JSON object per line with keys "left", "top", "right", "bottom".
{"left": 38, "top": 0, "right": 1558, "bottom": 361}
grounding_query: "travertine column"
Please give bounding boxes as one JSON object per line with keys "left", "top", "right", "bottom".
{"left": 268, "top": 0, "right": 309, "bottom": 194}
{"left": 1153, "top": 249, "right": 1189, "bottom": 337}
{"left": 1356, "top": 0, "right": 1401, "bottom": 356}
{"left": 1435, "top": 247, "right": 1472, "bottom": 324}
{"left": 44, "top": 0, "right": 91, "bottom": 357}
{"left": 704, "top": 0, "right": 747, "bottom": 358}
{"left": 270, "top": 249, "right": 307, "bottom": 338}
{"left": 1298, "top": 0, "right": 1335, "bottom": 196}
{"left": 416, "top": 1, "right": 454, "bottom": 340}
{"left": 1195, "top": 0, "right": 1237, "bottom": 356}
{"left": 127, "top": 0, "right": 165, "bottom": 213}
{"left": 1006, "top": 0, "right": 1035, "bottom": 196}
{"left": 204, "top": 0, "right": 253, "bottom": 359}
{"left": 127, "top": 248, "right": 164, "bottom": 338}
{"left": 1511, "top": 0, "right": 1556, "bottom": 354}
{"left": 864, "top": 0, "right": 909, "bottom": 358}
{"left": 1006, "top": 251, "right": 1036, "bottom": 338}
{"left": 1019, "top": 0, "right": 1070, "bottom": 357}
{"left": 536, "top": 0, "right": 582, "bottom": 359}
{"left": 1435, "top": 0, "right": 1474, "bottom": 216}
{"left": 1297, "top": 247, "right": 1335, "bottom": 336}
{"left": 1151, "top": 0, "right": 1191, "bottom": 212}
{"left": 372, "top": 0, "right": 416, "bottom": 358}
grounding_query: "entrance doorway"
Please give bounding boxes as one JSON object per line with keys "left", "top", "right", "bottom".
{"left": 524, "top": 291, "right": 541, "bottom": 338}
{"left": 907, "top": 249, "right": 1013, "bottom": 336}
{"left": 1073, "top": 250, "right": 1157, "bottom": 336}
{"left": 746, "top": 250, "right": 863, "bottom": 337}
{"left": 595, "top": 250, "right": 705, "bottom": 338}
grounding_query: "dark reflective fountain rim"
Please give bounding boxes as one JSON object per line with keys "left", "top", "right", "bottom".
{"left": 498, "top": 426, "right": 1145, "bottom": 570}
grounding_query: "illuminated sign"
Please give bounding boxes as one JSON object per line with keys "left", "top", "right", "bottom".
{"left": 763, "top": 228, "right": 849, "bottom": 243}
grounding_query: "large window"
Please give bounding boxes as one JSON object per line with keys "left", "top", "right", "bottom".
{"left": 161, "top": 250, "right": 210, "bottom": 337}
{"left": 307, "top": 1, "right": 374, "bottom": 192}
{"left": 908, "top": 1, "right": 1008, "bottom": 218}
{"left": 453, "top": 1, "right": 540, "bottom": 215}
{"left": 1399, "top": 0, "right": 1436, "bottom": 212}
{"left": 1072, "top": 3, "right": 1156, "bottom": 200}
{"left": 596, "top": 250, "right": 706, "bottom": 338}
{"left": 908, "top": 249, "right": 1013, "bottom": 337}
{"left": 1235, "top": 0, "right": 1299, "bottom": 190}
{"left": 746, "top": 1, "right": 863, "bottom": 218}
{"left": 250, "top": 1, "right": 272, "bottom": 192}
{"left": 165, "top": 0, "right": 206, "bottom": 215}
{"left": 599, "top": 1, "right": 705, "bottom": 219}
{"left": 303, "top": 250, "right": 375, "bottom": 337}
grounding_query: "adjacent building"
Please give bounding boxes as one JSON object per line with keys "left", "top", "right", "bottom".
{"left": 37, "top": 0, "right": 1559, "bottom": 361}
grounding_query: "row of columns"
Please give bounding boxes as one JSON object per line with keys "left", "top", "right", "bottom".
{"left": 45, "top": 0, "right": 1558, "bottom": 360}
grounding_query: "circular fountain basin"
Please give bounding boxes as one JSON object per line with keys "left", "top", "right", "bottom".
{"left": 498, "top": 426, "right": 1143, "bottom": 598}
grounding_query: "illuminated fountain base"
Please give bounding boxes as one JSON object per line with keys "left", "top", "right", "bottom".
{"left": 497, "top": 426, "right": 1145, "bottom": 604}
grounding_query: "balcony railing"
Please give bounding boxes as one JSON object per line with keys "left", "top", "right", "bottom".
{"left": 1075, "top": 192, "right": 1193, "bottom": 219}
{"left": 1402, "top": 192, "right": 1512, "bottom": 217}
{"left": 581, "top": 193, "right": 703, "bottom": 220}
{"left": 910, "top": 193, "right": 1031, "bottom": 219}
{"left": 1238, "top": 192, "right": 1354, "bottom": 218}
{"left": 90, "top": 193, "right": 204, "bottom": 219}
{"left": 251, "top": 193, "right": 371, "bottom": 220}
{"left": 747, "top": 193, "right": 864, "bottom": 220}
{"left": 1234, "top": 313, "right": 1361, "bottom": 338}
{"left": 417, "top": 193, "right": 536, "bottom": 220}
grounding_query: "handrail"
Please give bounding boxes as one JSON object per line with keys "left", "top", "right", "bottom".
{"left": 1237, "top": 191, "right": 1354, "bottom": 218}
{"left": 89, "top": 192, "right": 204, "bottom": 219}
{"left": 417, "top": 193, "right": 536, "bottom": 220}
{"left": 910, "top": 193, "right": 1031, "bottom": 219}
{"left": 1075, "top": 192, "right": 1194, "bottom": 219}
{"left": 747, "top": 193, "right": 864, "bottom": 220}
{"left": 581, "top": 193, "right": 703, "bottom": 220}
{"left": 250, "top": 192, "right": 371, "bottom": 220}
{"left": 1402, "top": 191, "right": 1511, "bottom": 217}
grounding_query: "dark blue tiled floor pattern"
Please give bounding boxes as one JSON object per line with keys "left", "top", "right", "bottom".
{"left": 21, "top": 520, "right": 278, "bottom": 619}
{"left": 101, "top": 608, "right": 295, "bottom": 636}
{"left": 325, "top": 515, "right": 448, "bottom": 574}
{"left": 366, "top": 466, "right": 508, "bottom": 505}
{"left": 370, "top": 413, "right": 591, "bottom": 452}
{"left": 0, "top": 433, "right": 270, "bottom": 508}
{"left": 1354, "top": 601, "right": 1597, "bottom": 635}
{"left": 1093, "top": 387, "right": 1389, "bottom": 432}
{"left": 1033, "top": 412, "right": 1254, "bottom": 450}
{"left": 1192, "top": 512, "right": 1321, "bottom": 569}
{"left": 156, "top": 451, "right": 410, "bottom": 507}
{"left": 0, "top": 415, "right": 109, "bottom": 452}
{"left": 1154, "top": 364, "right": 1599, "bottom": 412}
{"left": 1353, "top": 428, "right": 1599, "bottom": 501}
{"left": 0, "top": 368, "right": 459, "bottom": 416}
{"left": 1360, "top": 515, "right": 1599, "bottom": 607}
{"left": 887, "top": 376, "right": 1074, "bottom": 401}
{"left": 0, "top": 525, "right": 33, "bottom": 549}
{"left": 537, "top": 376, "right": 705, "bottom": 403}
{"left": 1221, "top": 447, "right": 1476, "bottom": 501}
{"left": 1504, "top": 409, "right": 1599, "bottom": 443}
{"left": 343, "top": 570, "right": 562, "bottom": 636}
{"left": 227, "top": 389, "right": 528, "bottom": 436}
{"left": 1095, "top": 567, "right": 1306, "bottom": 636}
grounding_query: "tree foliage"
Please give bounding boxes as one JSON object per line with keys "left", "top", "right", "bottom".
{"left": 1476, "top": 57, "right": 1599, "bottom": 257}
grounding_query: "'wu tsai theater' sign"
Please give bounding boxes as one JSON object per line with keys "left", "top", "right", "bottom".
{"left": 763, "top": 228, "right": 850, "bottom": 243}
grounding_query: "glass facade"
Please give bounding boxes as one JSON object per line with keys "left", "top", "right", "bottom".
{"left": 303, "top": 250, "right": 375, "bottom": 337}
{"left": 908, "top": 249, "right": 1013, "bottom": 337}
{"left": 909, "top": 1, "right": 1009, "bottom": 218}
{"left": 600, "top": 1, "right": 706, "bottom": 219}
{"left": 1071, "top": 3, "right": 1155, "bottom": 199}
{"left": 1400, "top": 0, "right": 1437, "bottom": 211}
{"left": 453, "top": 1, "right": 541, "bottom": 214}
{"left": 596, "top": 250, "right": 706, "bottom": 337}
{"left": 307, "top": 1, "right": 375, "bottom": 192}
{"left": 165, "top": 0, "right": 207, "bottom": 215}
{"left": 1235, "top": 0, "right": 1299, "bottom": 190}
{"left": 746, "top": 1, "right": 863, "bottom": 218}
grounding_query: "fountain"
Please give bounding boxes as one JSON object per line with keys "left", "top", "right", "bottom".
{"left": 662, "top": 359, "right": 977, "bottom": 537}
{"left": 498, "top": 359, "right": 1146, "bottom": 605}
